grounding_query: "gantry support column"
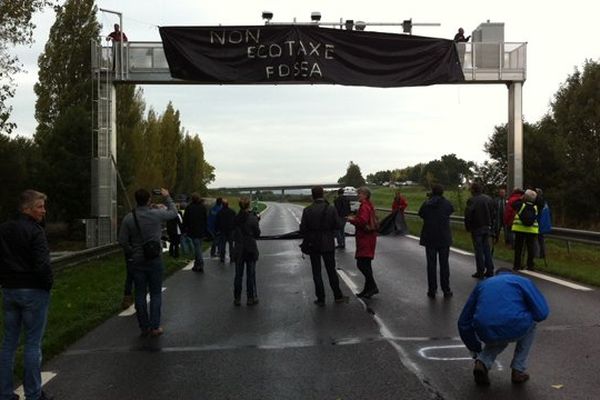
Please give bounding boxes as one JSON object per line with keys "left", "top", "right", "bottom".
{"left": 507, "top": 82, "right": 523, "bottom": 191}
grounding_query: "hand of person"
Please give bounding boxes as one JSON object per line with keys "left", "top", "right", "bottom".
{"left": 160, "top": 188, "right": 170, "bottom": 197}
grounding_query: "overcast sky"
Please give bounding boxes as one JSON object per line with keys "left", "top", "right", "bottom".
{"left": 7, "top": 0, "right": 600, "bottom": 187}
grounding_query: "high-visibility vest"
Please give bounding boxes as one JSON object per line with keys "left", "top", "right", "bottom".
{"left": 512, "top": 203, "right": 539, "bottom": 234}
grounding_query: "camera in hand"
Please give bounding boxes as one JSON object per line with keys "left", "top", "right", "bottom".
{"left": 152, "top": 188, "right": 162, "bottom": 195}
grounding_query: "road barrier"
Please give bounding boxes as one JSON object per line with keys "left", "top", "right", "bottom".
{"left": 50, "top": 243, "right": 121, "bottom": 271}
{"left": 376, "top": 208, "right": 600, "bottom": 247}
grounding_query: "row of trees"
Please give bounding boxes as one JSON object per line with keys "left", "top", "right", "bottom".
{"left": 0, "top": 0, "right": 214, "bottom": 226}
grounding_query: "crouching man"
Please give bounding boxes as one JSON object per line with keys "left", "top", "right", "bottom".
{"left": 457, "top": 268, "right": 549, "bottom": 385}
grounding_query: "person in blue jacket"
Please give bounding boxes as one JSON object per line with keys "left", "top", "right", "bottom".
{"left": 458, "top": 268, "right": 549, "bottom": 385}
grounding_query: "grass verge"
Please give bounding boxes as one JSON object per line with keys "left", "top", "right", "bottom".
{"left": 0, "top": 252, "right": 191, "bottom": 382}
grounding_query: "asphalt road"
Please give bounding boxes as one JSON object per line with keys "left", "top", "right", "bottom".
{"left": 37, "top": 202, "right": 599, "bottom": 399}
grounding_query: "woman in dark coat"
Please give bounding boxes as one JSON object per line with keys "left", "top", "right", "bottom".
{"left": 418, "top": 184, "right": 454, "bottom": 298}
{"left": 348, "top": 186, "right": 378, "bottom": 298}
{"left": 232, "top": 197, "right": 261, "bottom": 306}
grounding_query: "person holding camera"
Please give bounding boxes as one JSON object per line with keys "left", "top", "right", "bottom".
{"left": 118, "top": 188, "right": 177, "bottom": 337}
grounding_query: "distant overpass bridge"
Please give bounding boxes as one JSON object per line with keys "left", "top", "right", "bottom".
{"left": 211, "top": 183, "right": 342, "bottom": 198}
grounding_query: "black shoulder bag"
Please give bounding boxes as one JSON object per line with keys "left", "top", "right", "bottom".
{"left": 300, "top": 204, "right": 329, "bottom": 255}
{"left": 132, "top": 209, "right": 162, "bottom": 260}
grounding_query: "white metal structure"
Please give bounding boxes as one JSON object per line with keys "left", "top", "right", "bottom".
{"left": 89, "top": 24, "right": 526, "bottom": 247}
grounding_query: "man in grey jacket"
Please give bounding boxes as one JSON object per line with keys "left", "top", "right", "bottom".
{"left": 465, "top": 182, "right": 497, "bottom": 279}
{"left": 118, "top": 188, "right": 177, "bottom": 337}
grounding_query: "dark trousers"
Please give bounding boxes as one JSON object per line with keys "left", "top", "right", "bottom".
{"left": 234, "top": 260, "right": 257, "bottom": 300}
{"left": 124, "top": 259, "right": 134, "bottom": 296}
{"left": 218, "top": 231, "right": 234, "bottom": 262}
{"left": 356, "top": 257, "right": 377, "bottom": 292}
{"left": 309, "top": 252, "right": 343, "bottom": 301}
{"left": 168, "top": 234, "right": 181, "bottom": 258}
{"left": 514, "top": 232, "right": 536, "bottom": 269}
{"left": 425, "top": 246, "right": 450, "bottom": 294}
{"left": 472, "top": 232, "right": 494, "bottom": 275}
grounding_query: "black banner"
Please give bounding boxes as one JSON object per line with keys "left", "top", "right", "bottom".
{"left": 159, "top": 25, "right": 464, "bottom": 87}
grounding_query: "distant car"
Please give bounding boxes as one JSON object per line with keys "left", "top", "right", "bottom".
{"left": 342, "top": 186, "right": 360, "bottom": 212}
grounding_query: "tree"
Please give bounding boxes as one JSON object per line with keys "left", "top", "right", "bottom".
{"left": 0, "top": 134, "right": 39, "bottom": 219}
{"left": 175, "top": 133, "right": 214, "bottom": 195}
{"left": 421, "top": 154, "right": 473, "bottom": 189}
{"left": 366, "top": 170, "right": 392, "bottom": 185}
{"left": 33, "top": 0, "right": 99, "bottom": 222}
{"left": 338, "top": 161, "right": 366, "bottom": 187}
{"left": 548, "top": 60, "right": 600, "bottom": 225}
{"left": 0, "top": 0, "right": 54, "bottom": 134}
{"left": 158, "top": 102, "right": 182, "bottom": 190}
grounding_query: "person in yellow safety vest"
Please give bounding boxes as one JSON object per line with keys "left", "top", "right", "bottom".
{"left": 511, "top": 189, "right": 539, "bottom": 271}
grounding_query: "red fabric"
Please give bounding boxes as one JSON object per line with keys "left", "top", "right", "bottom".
{"left": 391, "top": 196, "right": 408, "bottom": 212}
{"left": 107, "top": 31, "right": 128, "bottom": 42}
{"left": 504, "top": 192, "right": 522, "bottom": 226}
{"left": 350, "top": 199, "right": 377, "bottom": 259}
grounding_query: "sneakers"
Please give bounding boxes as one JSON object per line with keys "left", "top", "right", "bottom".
{"left": 234, "top": 298, "right": 241, "bottom": 306}
{"left": 511, "top": 369, "right": 530, "bottom": 384}
{"left": 427, "top": 292, "right": 436, "bottom": 299}
{"left": 313, "top": 299, "right": 325, "bottom": 307}
{"left": 443, "top": 291, "right": 453, "bottom": 298}
{"left": 471, "top": 272, "right": 484, "bottom": 279}
{"left": 121, "top": 295, "right": 134, "bottom": 310}
{"left": 247, "top": 297, "right": 259, "bottom": 306}
{"left": 473, "top": 360, "right": 490, "bottom": 385}
{"left": 191, "top": 266, "right": 204, "bottom": 273}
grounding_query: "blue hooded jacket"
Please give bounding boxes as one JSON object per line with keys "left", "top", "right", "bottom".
{"left": 458, "top": 271, "right": 549, "bottom": 353}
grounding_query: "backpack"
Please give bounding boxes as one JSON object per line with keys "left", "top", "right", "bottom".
{"left": 518, "top": 203, "right": 538, "bottom": 227}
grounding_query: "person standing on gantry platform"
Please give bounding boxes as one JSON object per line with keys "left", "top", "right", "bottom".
{"left": 0, "top": 190, "right": 54, "bottom": 400}
{"left": 300, "top": 186, "right": 349, "bottom": 307}
{"left": 453, "top": 27, "right": 471, "bottom": 67}
{"left": 105, "top": 23, "right": 128, "bottom": 72}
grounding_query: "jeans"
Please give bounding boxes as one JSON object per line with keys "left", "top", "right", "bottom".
{"left": 218, "top": 232, "right": 234, "bottom": 262}
{"left": 425, "top": 246, "right": 450, "bottom": 293}
{"left": 234, "top": 260, "right": 257, "bottom": 300}
{"left": 513, "top": 232, "right": 536, "bottom": 269}
{"left": 472, "top": 232, "right": 494, "bottom": 275}
{"left": 0, "top": 289, "right": 50, "bottom": 400}
{"left": 478, "top": 324, "right": 537, "bottom": 372}
{"left": 168, "top": 234, "right": 181, "bottom": 258}
{"left": 335, "top": 223, "right": 346, "bottom": 248}
{"left": 209, "top": 232, "right": 219, "bottom": 257}
{"left": 309, "top": 252, "right": 343, "bottom": 301}
{"left": 191, "top": 237, "right": 204, "bottom": 269}
{"left": 132, "top": 259, "right": 164, "bottom": 331}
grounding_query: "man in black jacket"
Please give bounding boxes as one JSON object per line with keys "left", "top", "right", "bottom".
{"left": 419, "top": 184, "right": 455, "bottom": 298}
{"left": 0, "top": 190, "right": 54, "bottom": 400}
{"left": 183, "top": 193, "right": 208, "bottom": 272}
{"left": 216, "top": 199, "right": 236, "bottom": 263}
{"left": 300, "top": 187, "right": 348, "bottom": 306}
{"left": 465, "top": 182, "right": 497, "bottom": 278}
{"left": 333, "top": 188, "right": 351, "bottom": 249}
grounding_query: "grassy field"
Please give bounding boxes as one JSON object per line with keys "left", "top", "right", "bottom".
{"left": 368, "top": 186, "right": 600, "bottom": 287}
{"left": 0, "top": 253, "right": 191, "bottom": 382}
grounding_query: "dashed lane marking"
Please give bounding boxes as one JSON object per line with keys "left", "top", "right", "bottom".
{"left": 16, "top": 371, "right": 56, "bottom": 398}
{"left": 118, "top": 287, "right": 167, "bottom": 317}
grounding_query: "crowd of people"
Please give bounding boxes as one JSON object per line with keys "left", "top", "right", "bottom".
{"left": 0, "top": 182, "right": 553, "bottom": 398}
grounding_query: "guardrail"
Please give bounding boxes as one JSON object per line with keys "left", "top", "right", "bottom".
{"left": 51, "top": 243, "right": 121, "bottom": 271}
{"left": 375, "top": 208, "right": 600, "bottom": 247}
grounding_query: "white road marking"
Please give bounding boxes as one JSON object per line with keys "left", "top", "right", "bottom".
{"left": 521, "top": 270, "right": 593, "bottom": 291}
{"left": 417, "top": 346, "right": 504, "bottom": 370}
{"left": 286, "top": 207, "right": 301, "bottom": 224}
{"left": 337, "top": 269, "right": 423, "bottom": 376}
{"left": 183, "top": 261, "right": 195, "bottom": 270}
{"left": 118, "top": 287, "right": 167, "bottom": 317}
{"left": 15, "top": 371, "right": 56, "bottom": 397}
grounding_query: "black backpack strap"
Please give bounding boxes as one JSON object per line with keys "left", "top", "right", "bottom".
{"left": 132, "top": 209, "right": 146, "bottom": 241}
